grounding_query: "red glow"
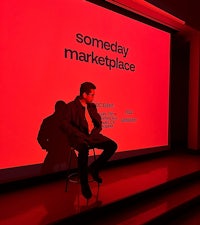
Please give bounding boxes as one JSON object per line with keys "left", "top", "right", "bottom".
{"left": 0, "top": 0, "right": 170, "bottom": 169}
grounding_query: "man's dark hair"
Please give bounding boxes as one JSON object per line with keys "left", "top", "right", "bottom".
{"left": 80, "top": 82, "right": 96, "bottom": 96}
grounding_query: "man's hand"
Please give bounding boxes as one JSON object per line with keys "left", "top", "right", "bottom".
{"left": 84, "top": 136, "right": 93, "bottom": 147}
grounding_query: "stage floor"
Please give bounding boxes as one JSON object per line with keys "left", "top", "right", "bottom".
{"left": 0, "top": 150, "right": 200, "bottom": 225}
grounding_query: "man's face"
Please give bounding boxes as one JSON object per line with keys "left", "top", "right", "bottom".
{"left": 83, "top": 89, "right": 95, "bottom": 103}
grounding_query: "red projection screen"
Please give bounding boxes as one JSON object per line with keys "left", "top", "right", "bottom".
{"left": 0, "top": 0, "right": 170, "bottom": 182}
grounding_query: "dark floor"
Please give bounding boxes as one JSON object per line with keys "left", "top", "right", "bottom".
{"left": 0, "top": 150, "right": 200, "bottom": 225}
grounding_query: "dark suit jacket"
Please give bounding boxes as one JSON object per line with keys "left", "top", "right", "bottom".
{"left": 63, "top": 96, "right": 109, "bottom": 148}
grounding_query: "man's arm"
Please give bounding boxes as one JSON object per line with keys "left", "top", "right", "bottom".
{"left": 89, "top": 103, "right": 102, "bottom": 136}
{"left": 62, "top": 104, "right": 89, "bottom": 142}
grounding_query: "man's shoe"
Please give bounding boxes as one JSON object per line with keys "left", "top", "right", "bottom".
{"left": 89, "top": 168, "right": 103, "bottom": 184}
{"left": 81, "top": 183, "right": 92, "bottom": 199}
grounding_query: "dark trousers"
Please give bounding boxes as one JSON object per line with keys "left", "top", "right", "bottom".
{"left": 76, "top": 139, "right": 117, "bottom": 184}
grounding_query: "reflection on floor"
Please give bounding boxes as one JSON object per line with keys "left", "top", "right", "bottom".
{"left": 0, "top": 150, "right": 200, "bottom": 225}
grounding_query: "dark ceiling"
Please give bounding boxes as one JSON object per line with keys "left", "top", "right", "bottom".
{"left": 146, "top": 0, "right": 200, "bottom": 31}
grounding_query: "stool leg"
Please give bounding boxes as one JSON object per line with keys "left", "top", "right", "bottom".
{"left": 92, "top": 148, "right": 96, "bottom": 160}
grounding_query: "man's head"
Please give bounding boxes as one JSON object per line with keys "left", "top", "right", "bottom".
{"left": 80, "top": 82, "right": 96, "bottom": 103}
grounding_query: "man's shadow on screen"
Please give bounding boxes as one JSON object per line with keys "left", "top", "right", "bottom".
{"left": 37, "top": 100, "right": 76, "bottom": 174}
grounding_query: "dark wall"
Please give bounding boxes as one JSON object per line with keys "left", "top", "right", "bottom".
{"left": 170, "top": 32, "right": 190, "bottom": 147}
{"left": 199, "top": 64, "right": 200, "bottom": 150}
{"left": 146, "top": 0, "right": 200, "bottom": 31}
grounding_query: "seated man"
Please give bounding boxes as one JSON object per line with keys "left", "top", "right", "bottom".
{"left": 63, "top": 82, "right": 117, "bottom": 199}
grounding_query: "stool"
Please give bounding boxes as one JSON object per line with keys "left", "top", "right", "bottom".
{"left": 65, "top": 147, "right": 96, "bottom": 191}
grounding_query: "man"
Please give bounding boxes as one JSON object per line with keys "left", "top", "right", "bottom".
{"left": 63, "top": 82, "right": 117, "bottom": 199}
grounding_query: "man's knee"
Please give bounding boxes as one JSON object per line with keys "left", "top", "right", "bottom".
{"left": 112, "top": 141, "right": 118, "bottom": 152}
{"left": 107, "top": 140, "right": 118, "bottom": 153}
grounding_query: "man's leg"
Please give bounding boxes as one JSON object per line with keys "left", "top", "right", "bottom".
{"left": 89, "top": 139, "right": 117, "bottom": 182}
{"left": 76, "top": 142, "right": 92, "bottom": 199}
